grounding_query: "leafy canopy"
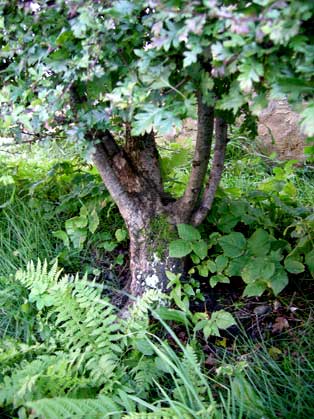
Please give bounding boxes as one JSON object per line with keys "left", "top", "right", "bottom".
{"left": 0, "top": 0, "right": 313, "bottom": 151}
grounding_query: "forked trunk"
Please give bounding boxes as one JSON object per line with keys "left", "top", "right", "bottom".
{"left": 91, "top": 105, "right": 227, "bottom": 307}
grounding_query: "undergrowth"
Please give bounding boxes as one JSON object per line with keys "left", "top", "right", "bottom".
{"left": 0, "top": 142, "right": 313, "bottom": 418}
{"left": 0, "top": 261, "right": 313, "bottom": 419}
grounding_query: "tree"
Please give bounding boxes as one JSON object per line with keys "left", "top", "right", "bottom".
{"left": 0, "top": 0, "right": 313, "bottom": 299}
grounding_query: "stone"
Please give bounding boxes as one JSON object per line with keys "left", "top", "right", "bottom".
{"left": 257, "top": 99, "right": 306, "bottom": 161}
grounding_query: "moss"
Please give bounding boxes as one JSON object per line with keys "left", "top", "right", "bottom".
{"left": 147, "top": 214, "right": 176, "bottom": 259}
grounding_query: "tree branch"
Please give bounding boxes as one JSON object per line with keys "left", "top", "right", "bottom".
{"left": 173, "top": 93, "right": 214, "bottom": 221}
{"left": 191, "top": 116, "right": 228, "bottom": 226}
{"left": 91, "top": 132, "right": 140, "bottom": 223}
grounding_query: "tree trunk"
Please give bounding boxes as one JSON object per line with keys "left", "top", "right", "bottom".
{"left": 91, "top": 131, "right": 183, "bottom": 302}
{"left": 90, "top": 102, "right": 224, "bottom": 306}
{"left": 127, "top": 220, "right": 183, "bottom": 297}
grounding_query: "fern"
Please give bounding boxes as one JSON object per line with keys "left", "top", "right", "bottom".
{"left": 124, "top": 289, "right": 166, "bottom": 334}
{"left": 0, "top": 260, "right": 126, "bottom": 413}
{"left": 0, "top": 275, "right": 36, "bottom": 341}
{"left": 0, "top": 261, "right": 225, "bottom": 419}
{"left": 172, "top": 345, "right": 207, "bottom": 405}
{"left": 27, "top": 395, "right": 122, "bottom": 419}
{"left": 122, "top": 409, "right": 189, "bottom": 419}
{"left": 131, "top": 357, "right": 164, "bottom": 396}
{"left": 0, "top": 339, "right": 44, "bottom": 377}
{"left": 15, "top": 260, "right": 122, "bottom": 387}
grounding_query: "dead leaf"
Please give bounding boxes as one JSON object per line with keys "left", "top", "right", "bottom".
{"left": 272, "top": 316, "right": 289, "bottom": 333}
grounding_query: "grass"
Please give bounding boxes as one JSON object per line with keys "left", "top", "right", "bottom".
{"left": 225, "top": 318, "right": 314, "bottom": 419}
{"left": 223, "top": 136, "right": 314, "bottom": 207}
{"left": 0, "top": 199, "right": 61, "bottom": 277}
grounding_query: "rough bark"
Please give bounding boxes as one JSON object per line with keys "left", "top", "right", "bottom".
{"left": 192, "top": 117, "right": 228, "bottom": 226}
{"left": 124, "top": 131, "right": 164, "bottom": 196}
{"left": 91, "top": 129, "right": 181, "bottom": 301}
{"left": 128, "top": 224, "right": 182, "bottom": 297}
{"left": 172, "top": 94, "right": 214, "bottom": 222}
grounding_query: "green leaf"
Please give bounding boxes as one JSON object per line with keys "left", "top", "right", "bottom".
{"left": 219, "top": 232, "right": 246, "bottom": 258}
{"left": 169, "top": 239, "right": 192, "bottom": 258}
{"left": 52, "top": 230, "right": 70, "bottom": 248}
{"left": 217, "top": 214, "right": 239, "bottom": 233}
{"left": 243, "top": 281, "right": 267, "bottom": 297}
{"left": 67, "top": 228, "right": 87, "bottom": 249}
{"left": 132, "top": 105, "right": 182, "bottom": 136}
{"left": 211, "top": 310, "right": 236, "bottom": 330}
{"left": 191, "top": 253, "right": 200, "bottom": 264}
{"left": 210, "top": 274, "right": 230, "bottom": 288}
{"left": 217, "top": 82, "right": 245, "bottom": 113}
{"left": 134, "top": 338, "right": 154, "bottom": 356}
{"left": 177, "top": 224, "right": 201, "bottom": 241}
{"left": 115, "top": 228, "right": 127, "bottom": 242}
{"left": 65, "top": 215, "right": 88, "bottom": 231}
{"left": 88, "top": 208, "right": 99, "bottom": 234}
{"left": 115, "top": 254, "right": 124, "bottom": 265}
{"left": 198, "top": 310, "right": 236, "bottom": 339}
{"left": 56, "top": 30, "right": 74, "bottom": 46}
{"left": 269, "top": 268, "right": 288, "bottom": 295}
{"left": 183, "top": 45, "right": 202, "bottom": 67}
{"left": 247, "top": 229, "right": 271, "bottom": 256}
{"left": 284, "top": 258, "right": 305, "bottom": 274}
{"left": 197, "top": 259, "right": 216, "bottom": 277}
{"left": 65, "top": 215, "right": 88, "bottom": 249}
{"left": 300, "top": 104, "right": 314, "bottom": 136}
{"left": 225, "top": 256, "right": 250, "bottom": 277}
{"left": 155, "top": 307, "right": 190, "bottom": 326}
{"left": 191, "top": 240, "right": 208, "bottom": 259}
{"left": 305, "top": 249, "right": 314, "bottom": 275}
{"left": 102, "top": 241, "right": 118, "bottom": 251}
{"left": 238, "top": 60, "right": 264, "bottom": 92}
{"left": 166, "top": 271, "right": 181, "bottom": 282}
{"left": 242, "top": 257, "right": 275, "bottom": 283}
{"left": 203, "top": 322, "right": 220, "bottom": 338}
{"left": 215, "top": 255, "right": 229, "bottom": 272}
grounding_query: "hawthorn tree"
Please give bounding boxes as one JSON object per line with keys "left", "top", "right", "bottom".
{"left": 0, "top": 0, "right": 313, "bottom": 298}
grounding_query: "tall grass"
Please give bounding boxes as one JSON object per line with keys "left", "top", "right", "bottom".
{"left": 216, "top": 318, "right": 314, "bottom": 419}
{"left": 0, "top": 199, "right": 61, "bottom": 276}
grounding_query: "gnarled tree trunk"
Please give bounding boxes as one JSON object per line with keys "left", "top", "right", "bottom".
{"left": 90, "top": 96, "right": 228, "bottom": 304}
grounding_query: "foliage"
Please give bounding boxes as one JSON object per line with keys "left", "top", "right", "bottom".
{"left": 0, "top": 0, "right": 313, "bottom": 143}
{"left": 0, "top": 260, "right": 247, "bottom": 419}
{"left": 0, "top": 147, "right": 313, "bottom": 418}
{"left": 169, "top": 224, "right": 207, "bottom": 259}
{"left": 169, "top": 160, "right": 314, "bottom": 298}
{"left": 164, "top": 270, "right": 236, "bottom": 340}
{"left": 0, "top": 153, "right": 128, "bottom": 278}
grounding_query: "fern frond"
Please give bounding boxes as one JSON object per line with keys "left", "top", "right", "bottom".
{"left": 27, "top": 395, "right": 122, "bottom": 419}
{"left": 15, "top": 260, "right": 122, "bottom": 388}
{"left": 124, "top": 290, "right": 166, "bottom": 334}
{"left": 16, "top": 259, "right": 62, "bottom": 291}
{"left": 0, "top": 339, "right": 44, "bottom": 376}
{"left": 131, "top": 358, "right": 163, "bottom": 395}
{"left": 122, "top": 408, "right": 190, "bottom": 419}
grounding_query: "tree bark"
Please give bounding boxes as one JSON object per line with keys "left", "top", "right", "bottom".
{"left": 192, "top": 117, "right": 228, "bottom": 226}
{"left": 127, "top": 222, "right": 182, "bottom": 297}
{"left": 91, "top": 130, "right": 182, "bottom": 303}
{"left": 172, "top": 94, "right": 214, "bottom": 223}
